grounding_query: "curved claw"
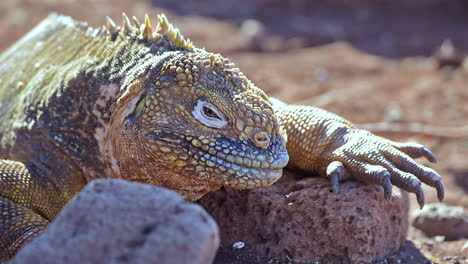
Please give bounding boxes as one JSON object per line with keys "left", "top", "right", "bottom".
{"left": 330, "top": 174, "right": 340, "bottom": 194}
{"left": 383, "top": 146, "right": 443, "bottom": 204}
{"left": 416, "top": 184, "right": 425, "bottom": 209}
{"left": 383, "top": 177, "right": 393, "bottom": 200}
{"left": 421, "top": 147, "right": 437, "bottom": 163}
{"left": 326, "top": 161, "right": 345, "bottom": 194}
{"left": 391, "top": 142, "right": 437, "bottom": 163}
{"left": 435, "top": 181, "right": 444, "bottom": 201}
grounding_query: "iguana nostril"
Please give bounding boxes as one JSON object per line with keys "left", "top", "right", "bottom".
{"left": 253, "top": 131, "right": 270, "bottom": 149}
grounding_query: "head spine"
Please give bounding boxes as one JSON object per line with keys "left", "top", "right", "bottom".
{"left": 98, "top": 13, "right": 195, "bottom": 51}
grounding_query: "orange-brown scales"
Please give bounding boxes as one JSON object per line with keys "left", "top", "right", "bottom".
{"left": 0, "top": 13, "right": 443, "bottom": 260}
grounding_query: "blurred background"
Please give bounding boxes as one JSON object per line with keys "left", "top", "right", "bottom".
{"left": 1, "top": 0, "right": 467, "bottom": 261}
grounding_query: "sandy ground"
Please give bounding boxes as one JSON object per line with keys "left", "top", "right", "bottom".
{"left": 0, "top": 0, "right": 466, "bottom": 263}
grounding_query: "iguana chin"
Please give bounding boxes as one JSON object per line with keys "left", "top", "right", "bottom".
{"left": 0, "top": 13, "right": 443, "bottom": 260}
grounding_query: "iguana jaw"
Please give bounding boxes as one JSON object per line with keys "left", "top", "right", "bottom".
{"left": 181, "top": 134, "right": 289, "bottom": 189}
{"left": 140, "top": 130, "right": 289, "bottom": 189}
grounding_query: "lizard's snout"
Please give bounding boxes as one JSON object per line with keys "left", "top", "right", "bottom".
{"left": 271, "top": 152, "right": 289, "bottom": 169}
{"left": 253, "top": 131, "right": 270, "bottom": 149}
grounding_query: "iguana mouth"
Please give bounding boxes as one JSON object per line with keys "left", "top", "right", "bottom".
{"left": 187, "top": 135, "right": 289, "bottom": 188}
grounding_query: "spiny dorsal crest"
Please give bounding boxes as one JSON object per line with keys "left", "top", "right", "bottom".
{"left": 99, "top": 13, "right": 195, "bottom": 51}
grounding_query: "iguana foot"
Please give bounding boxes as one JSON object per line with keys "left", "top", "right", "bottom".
{"left": 324, "top": 129, "right": 443, "bottom": 209}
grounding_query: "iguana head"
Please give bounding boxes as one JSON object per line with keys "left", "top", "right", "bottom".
{"left": 106, "top": 15, "right": 288, "bottom": 200}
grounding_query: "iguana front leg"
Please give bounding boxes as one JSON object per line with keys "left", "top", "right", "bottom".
{"left": 0, "top": 160, "right": 85, "bottom": 260}
{"left": 271, "top": 98, "right": 444, "bottom": 208}
{"left": 0, "top": 196, "right": 48, "bottom": 260}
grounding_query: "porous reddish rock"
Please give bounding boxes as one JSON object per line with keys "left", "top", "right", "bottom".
{"left": 200, "top": 171, "right": 409, "bottom": 264}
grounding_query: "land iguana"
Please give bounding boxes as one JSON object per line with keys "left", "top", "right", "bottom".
{"left": 0, "top": 13, "right": 444, "bottom": 260}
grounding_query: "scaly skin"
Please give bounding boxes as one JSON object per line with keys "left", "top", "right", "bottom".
{"left": 0, "top": 13, "right": 443, "bottom": 260}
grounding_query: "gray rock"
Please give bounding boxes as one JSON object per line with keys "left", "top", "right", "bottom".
{"left": 9, "top": 179, "right": 219, "bottom": 264}
{"left": 412, "top": 203, "right": 468, "bottom": 240}
{"left": 200, "top": 171, "right": 409, "bottom": 264}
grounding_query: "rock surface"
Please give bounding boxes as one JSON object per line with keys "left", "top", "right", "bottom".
{"left": 200, "top": 171, "right": 409, "bottom": 264}
{"left": 9, "top": 179, "right": 220, "bottom": 264}
{"left": 412, "top": 203, "right": 468, "bottom": 240}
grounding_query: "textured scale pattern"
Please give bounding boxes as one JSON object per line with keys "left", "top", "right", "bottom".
{"left": 0, "top": 160, "right": 65, "bottom": 260}
{"left": 0, "top": 14, "right": 443, "bottom": 260}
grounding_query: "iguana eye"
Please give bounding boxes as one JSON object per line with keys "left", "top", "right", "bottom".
{"left": 193, "top": 100, "right": 227, "bottom": 128}
{"left": 202, "top": 106, "right": 219, "bottom": 119}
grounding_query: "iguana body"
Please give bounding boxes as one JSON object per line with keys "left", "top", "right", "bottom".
{"left": 0, "top": 13, "right": 444, "bottom": 260}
